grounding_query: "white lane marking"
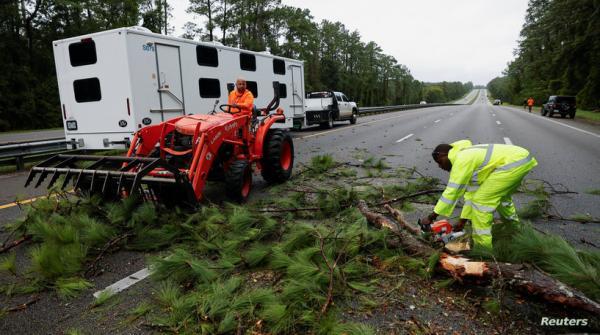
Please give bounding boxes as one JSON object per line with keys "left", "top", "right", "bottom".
{"left": 496, "top": 121, "right": 502, "bottom": 125}
{"left": 93, "top": 267, "right": 150, "bottom": 298}
{"left": 434, "top": 119, "right": 441, "bottom": 123}
{"left": 492, "top": 114, "right": 496, "bottom": 116}
{"left": 299, "top": 107, "right": 446, "bottom": 139}
{"left": 503, "top": 137, "right": 513, "bottom": 145}
{"left": 502, "top": 106, "right": 600, "bottom": 139}
{"left": 396, "top": 133, "right": 414, "bottom": 143}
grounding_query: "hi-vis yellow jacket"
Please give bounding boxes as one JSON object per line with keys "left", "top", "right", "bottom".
{"left": 433, "top": 139, "right": 537, "bottom": 217}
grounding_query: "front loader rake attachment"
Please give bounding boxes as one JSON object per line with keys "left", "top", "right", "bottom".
{"left": 25, "top": 154, "right": 197, "bottom": 206}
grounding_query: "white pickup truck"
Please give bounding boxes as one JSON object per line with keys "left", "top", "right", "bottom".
{"left": 304, "top": 91, "right": 358, "bottom": 128}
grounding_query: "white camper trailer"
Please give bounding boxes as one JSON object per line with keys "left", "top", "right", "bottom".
{"left": 53, "top": 26, "right": 306, "bottom": 149}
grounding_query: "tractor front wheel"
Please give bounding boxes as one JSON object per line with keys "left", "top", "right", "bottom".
{"left": 225, "top": 160, "right": 252, "bottom": 202}
{"left": 261, "top": 129, "right": 294, "bottom": 184}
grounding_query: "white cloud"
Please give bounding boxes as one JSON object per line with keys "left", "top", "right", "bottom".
{"left": 169, "top": 0, "right": 528, "bottom": 85}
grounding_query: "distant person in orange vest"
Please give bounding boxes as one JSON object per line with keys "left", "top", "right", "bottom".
{"left": 228, "top": 77, "right": 254, "bottom": 116}
{"left": 527, "top": 97, "right": 534, "bottom": 113}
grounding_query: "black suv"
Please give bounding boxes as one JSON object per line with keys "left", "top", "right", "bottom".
{"left": 541, "top": 96, "right": 576, "bottom": 118}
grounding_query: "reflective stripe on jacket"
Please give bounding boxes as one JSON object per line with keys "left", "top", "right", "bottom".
{"left": 433, "top": 139, "right": 537, "bottom": 216}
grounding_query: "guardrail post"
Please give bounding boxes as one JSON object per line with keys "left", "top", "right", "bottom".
{"left": 15, "top": 155, "right": 25, "bottom": 171}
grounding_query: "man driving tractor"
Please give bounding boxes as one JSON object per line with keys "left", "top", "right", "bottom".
{"left": 420, "top": 139, "right": 537, "bottom": 253}
{"left": 228, "top": 77, "right": 255, "bottom": 115}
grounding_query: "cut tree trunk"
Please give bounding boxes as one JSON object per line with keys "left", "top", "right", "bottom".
{"left": 356, "top": 200, "right": 600, "bottom": 316}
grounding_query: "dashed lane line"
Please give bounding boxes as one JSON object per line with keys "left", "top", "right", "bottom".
{"left": 434, "top": 119, "right": 441, "bottom": 123}
{"left": 496, "top": 121, "right": 502, "bottom": 125}
{"left": 503, "top": 137, "right": 513, "bottom": 145}
{"left": 396, "top": 133, "right": 414, "bottom": 143}
{"left": 298, "top": 107, "right": 449, "bottom": 140}
{"left": 93, "top": 267, "right": 151, "bottom": 298}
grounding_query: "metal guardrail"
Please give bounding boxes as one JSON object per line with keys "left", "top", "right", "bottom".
{"left": 358, "top": 103, "right": 458, "bottom": 115}
{"left": 0, "top": 138, "right": 77, "bottom": 171}
{"left": 0, "top": 102, "right": 461, "bottom": 171}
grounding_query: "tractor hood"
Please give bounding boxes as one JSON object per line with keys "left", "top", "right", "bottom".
{"left": 174, "top": 113, "right": 236, "bottom": 136}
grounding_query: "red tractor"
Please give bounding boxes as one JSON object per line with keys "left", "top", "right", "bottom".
{"left": 26, "top": 83, "right": 294, "bottom": 206}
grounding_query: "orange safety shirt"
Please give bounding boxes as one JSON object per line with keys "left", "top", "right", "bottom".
{"left": 228, "top": 89, "right": 254, "bottom": 116}
{"left": 527, "top": 98, "right": 534, "bottom": 106}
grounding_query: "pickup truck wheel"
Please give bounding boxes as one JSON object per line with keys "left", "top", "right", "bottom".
{"left": 541, "top": 107, "right": 547, "bottom": 116}
{"left": 570, "top": 112, "right": 576, "bottom": 119}
{"left": 350, "top": 110, "right": 358, "bottom": 124}
{"left": 320, "top": 112, "right": 333, "bottom": 129}
{"left": 225, "top": 160, "right": 252, "bottom": 202}
{"left": 560, "top": 113, "right": 566, "bottom": 118}
{"left": 261, "top": 129, "right": 294, "bottom": 183}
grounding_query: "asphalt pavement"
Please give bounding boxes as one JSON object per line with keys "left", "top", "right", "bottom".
{"left": 0, "top": 129, "right": 65, "bottom": 145}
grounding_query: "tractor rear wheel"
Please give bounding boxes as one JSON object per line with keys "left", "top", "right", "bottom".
{"left": 225, "top": 160, "right": 252, "bottom": 202}
{"left": 261, "top": 129, "right": 294, "bottom": 184}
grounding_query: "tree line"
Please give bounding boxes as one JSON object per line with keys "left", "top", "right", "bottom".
{"left": 487, "top": 0, "right": 599, "bottom": 110}
{"left": 0, "top": 0, "right": 472, "bottom": 131}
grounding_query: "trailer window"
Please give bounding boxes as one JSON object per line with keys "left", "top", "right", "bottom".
{"left": 69, "top": 40, "right": 97, "bottom": 67}
{"left": 240, "top": 53, "right": 256, "bottom": 71}
{"left": 73, "top": 78, "right": 101, "bottom": 102}
{"left": 199, "top": 78, "right": 221, "bottom": 98}
{"left": 246, "top": 81, "right": 258, "bottom": 97}
{"left": 275, "top": 82, "right": 287, "bottom": 98}
{"left": 273, "top": 59, "right": 285, "bottom": 75}
{"left": 196, "top": 45, "right": 219, "bottom": 67}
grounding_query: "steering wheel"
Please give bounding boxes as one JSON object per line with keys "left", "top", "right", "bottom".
{"left": 219, "top": 104, "right": 242, "bottom": 114}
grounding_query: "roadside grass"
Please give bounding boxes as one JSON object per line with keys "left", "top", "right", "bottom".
{"left": 1, "top": 154, "right": 599, "bottom": 332}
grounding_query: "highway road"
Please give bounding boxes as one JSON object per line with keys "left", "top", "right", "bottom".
{"left": 2, "top": 89, "right": 599, "bottom": 242}
{"left": 1, "top": 89, "right": 599, "bottom": 333}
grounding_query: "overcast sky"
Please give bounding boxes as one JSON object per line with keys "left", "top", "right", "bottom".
{"left": 169, "top": 0, "right": 528, "bottom": 85}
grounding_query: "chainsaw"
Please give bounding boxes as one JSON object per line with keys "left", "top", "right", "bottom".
{"left": 417, "top": 219, "right": 465, "bottom": 244}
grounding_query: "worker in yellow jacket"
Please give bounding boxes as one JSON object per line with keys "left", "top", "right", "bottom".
{"left": 420, "top": 139, "right": 538, "bottom": 251}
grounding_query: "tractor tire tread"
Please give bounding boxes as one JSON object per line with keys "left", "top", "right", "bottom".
{"left": 261, "top": 129, "right": 294, "bottom": 184}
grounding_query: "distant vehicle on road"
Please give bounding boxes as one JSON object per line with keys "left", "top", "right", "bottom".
{"left": 541, "top": 96, "right": 576, "bottom": 118}
{"left": 303, "top": 91, "right": 358, "bottom": 129}
{"left": 493, "top": 99, "right": 502, "bottom": 105}
{"left": 419, "top": 101, "right": 427, "bottom": 105}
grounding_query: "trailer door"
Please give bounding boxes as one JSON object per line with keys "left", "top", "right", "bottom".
{"left": 154, "top": 44, "right": 185, "bottom": 121}
{"left": 290, "top": 65, "right": 304, "bottom": 116}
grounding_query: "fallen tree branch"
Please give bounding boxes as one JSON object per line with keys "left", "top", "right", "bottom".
{"left": 6, "top": 295, "right": 40, "bottom": 312}
{"left": 438, "top": 254, "right": 600, "bottom": 315}
{"left": 376, "top": 189, "right": 443, "bottom": 206}
{"left": 383, "top": 204, "right": 422, "bottom": 235}
{"left": 85, "top": 233, "right": 132, "bottom": 276}
{"left": 357, "top": 200, "right": 600, "bottom": 316}
{"left": 357, "top": 200, "right": 434, "bottom": 256}
{"left": 255, "top": 206, "right": 322, "bottom": 213}
{"left": 0, "top": 235, "right": 32, "bottom": 254}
